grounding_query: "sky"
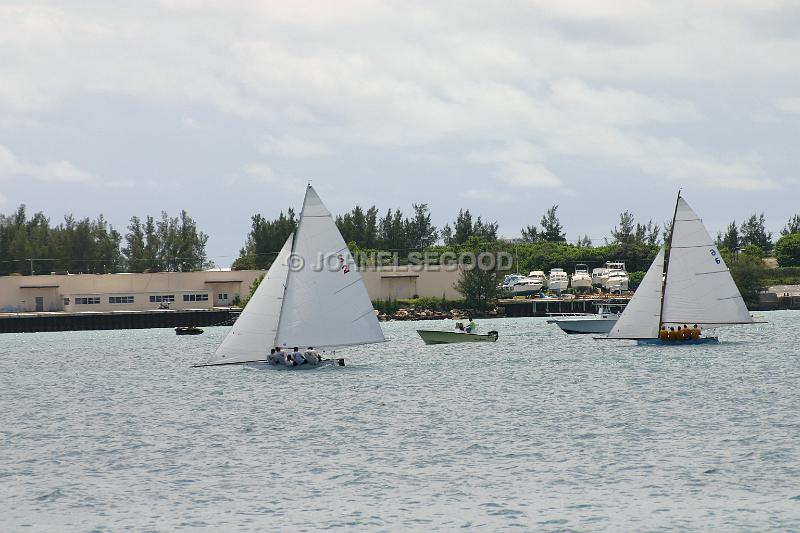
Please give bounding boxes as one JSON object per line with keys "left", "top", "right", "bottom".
{"left": 1, "top": 0, "right": 798, "bottom": 265}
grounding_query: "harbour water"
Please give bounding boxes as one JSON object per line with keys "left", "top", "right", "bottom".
{"left": 2, "top": 311, "right": 799, "bottom": 531}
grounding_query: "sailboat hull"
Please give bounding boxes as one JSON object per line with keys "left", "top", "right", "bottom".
{"left": 636, "top": 337, "right": 719, "bottom": 346}
{"left": 549, "top": 318, "right": 618, "bottom": 334}
{"left": 244, "top": 358, "right": 346, "bottom": 370}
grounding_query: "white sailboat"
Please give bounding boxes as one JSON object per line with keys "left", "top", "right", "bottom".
{"left": 195, "top": 185, "right": 385, "bottom": 367}
{"left": 604, "top": 192, "right": 758, "bottom": 344}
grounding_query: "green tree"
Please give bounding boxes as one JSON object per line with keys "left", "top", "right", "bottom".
{"left": 336, "top": 205, "right": 379, "bottom": 249}
{"left": 453, "top": 237, "right": 506, "bottom": 310}
{"left": 740, "top": 213, "right": 772, "bottom": 254}
{"left": 610, "top": 211, "right": 636, "bottom": 245}
{"left": 239, "top": 274, "right": 264, "bottom": 308}
{"left": 378, "top": 208, "right": 406, "bottom": 251}
{"left": 540, "top": 205, "right": 566, "bottom": 242}
{"left": 91, "top": 215, "right": 123, "bottom": 273}
{"left": 405, "top": 203, "right": 438, "bottom": 250}
{"left": 716, "top": 221, "right": 739, "bottom": 251}
{"left": 123, "top": 216, "right": 146, "bottom": 272}
{"left": 775, "top": 233, "right": 800, "bottom": 267}
{"left": 781, "top": 214, "right": 800, "bottom": 236}
{"left": 520, "top": 225, "right": 541, "bottom": 243}
{"left": 724, "top": 249, "right": 766, "bottom": 309}
{"left": 635, "top": 220, "right": 660, "bottom": 246}
{"left": 143, "top": 215, "right": 161, "bottom": 272}
{"left": 442, "top": 209, "right": 497, "bottom": 245}
{"left": 233, "top": 210, "right": 297, "bottom": 270}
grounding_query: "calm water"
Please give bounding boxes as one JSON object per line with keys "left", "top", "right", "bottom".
{"left": 1, "top": 311, "right": 799, "bottom": 531}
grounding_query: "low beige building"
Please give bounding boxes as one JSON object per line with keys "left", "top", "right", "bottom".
{"left": 0, "top": 267, "right": 463, "bottom": 313}
{"left": 362, "top": 266, "right": 462, "bottom": 300}
{"left": 0, "top": 270, "right": 264, "bottom": 313}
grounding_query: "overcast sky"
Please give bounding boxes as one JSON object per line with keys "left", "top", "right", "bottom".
{"left": 1, "top": 1, "right": 798, "bottom": 264}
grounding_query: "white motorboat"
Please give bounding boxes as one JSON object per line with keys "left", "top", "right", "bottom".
{"left": 570, "top": 264, "right": 592, "bottom": 291}
{"left": 603, "top": 262, "right": 630, "bottom": 292}
{"left": 591, "top": 267, "right": 608, "bottom": 287}
{"left": 498, "top": 273, "right": 523, "bottom": 294}
{"left": 194, "top": 185, "right": 385, "bottom": 368}
{"left": 547, "top": 305, "right": 621, "bottom": 334}
{"left": 499, "top": 273, "right": 543, "bottom": 296}
{"left": 546, "top": 268, "right": 569, "bottom": 293}
{"left": 528, "top": 270, "right": 548, "bottom": 291}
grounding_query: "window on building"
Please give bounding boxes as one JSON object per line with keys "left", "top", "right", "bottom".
{"left": 149, "top": 295, "right": 175, "bottom": 303}
{"left": 218, "top": 293, "right": 228, "bottom": 300}
{"left": 75, "top": 297, "right": 101, "bottom": 305}
{"left": 183, "top": 293, "right": 209, "bottom": 302}
{"left": 109, "top": 296, "right": 134, "bottom": 304}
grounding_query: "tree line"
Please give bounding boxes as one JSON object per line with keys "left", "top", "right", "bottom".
{"left": 232, "top": 204, "right": 669, "bottom": 272}
{"left": 3, "top": 201, "right": 799, "bottom": 277}
{"left": 232, "top": 204, "right": 499, "bottom": 269}
{"left": 0, "top": 205, "right": 208, "bottom": 275}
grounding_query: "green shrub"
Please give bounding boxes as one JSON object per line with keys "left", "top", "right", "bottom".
{"left": 372, "top": 296, "right": 466, "bottom": 313}
{"left": 775, "top": 233, "right": 800, "bottom": 267}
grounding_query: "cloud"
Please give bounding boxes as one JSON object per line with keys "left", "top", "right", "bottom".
{"left": 468, "top": 141, "right": 564, "bottom": 190}
{"left": 242, "top": 163, "right": 306, "bottom": 191}
{"left": 550, "top": 125, "right": 779, "bottom": 190}
{"left": 775, "top": 97, "right": 800, "bottom": 114}
{"left": 498, "top": 162, "right": 563, "bottom": 188}
{"left": 551, "top": 78, "right": 701, "bottom": 125}
{"left": 0, "top": 144, "right": 94, "bottom": 183}
{"left": 258, "top": 135, "right": 332, "bottom": 158}
{"left": 467, "top": 141, "right": 545, "bottom": 165}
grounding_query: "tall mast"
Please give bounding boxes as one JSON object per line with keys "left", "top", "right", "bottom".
{"left": 275, "top": 185, "right": 309, "bottom": 346}
{"left": 659, "top": 189, "right": 681, "bottom": 326}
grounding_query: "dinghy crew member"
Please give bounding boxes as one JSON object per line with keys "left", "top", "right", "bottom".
{"left": 668, "top": 326, "right": 678, "bottom": 341}
{"left": 691, "top": 324, "right": 701, "bottom": 340}
{"left": 659, "top": 326, "right": 669, "bottom": 341}
{"left": 267, "top": 348, "right": 281, "bottom": 365}
{"left": 291, "top": 347, "right": 306, "bottom": 366}
{"left": 304, "top": 347, "right": 320, "bottom": 365}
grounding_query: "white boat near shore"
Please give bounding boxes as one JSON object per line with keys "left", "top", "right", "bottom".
{"left": 603, "top": 262, "right": 629, "bottom": 292}
{"left": 570, "top": 264, "right": 592, "bottom": 291}
{"left": 547, "top": 306, "right": 621, "bottom": 334}
{"left": 499, "top": 273, "right": 543, "bottom": 296}
{"left": 547, "top": 268, "right": 569, "bottom": 293}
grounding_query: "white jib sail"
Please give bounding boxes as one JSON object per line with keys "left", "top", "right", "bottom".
{"left": 276, "top": 185, "right": 385, "bottom": 349}
{"left": 207, "top": 234, "right": 294, "bottom": 365}
{"left": 607, "top": 246, "right": 665, "bottom": 339}
{"left": 662, "top": 197, "right": 754, "bottom": 327}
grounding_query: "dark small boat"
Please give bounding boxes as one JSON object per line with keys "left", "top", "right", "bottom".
{"left": 176, "top": 326, "right": 204, "bottom": 335}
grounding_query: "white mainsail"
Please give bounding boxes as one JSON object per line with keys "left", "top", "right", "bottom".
{"left": 205, "top": 234, "right": 294, "bottom": 365}
{"left": 661, "top": 197, "right": 754, "bottom": 327}
{"left": 607, "top": 246, "right": 665, "bottom": 339}
{"left": 276, "top": 186, "right": 385, "bottom": 349}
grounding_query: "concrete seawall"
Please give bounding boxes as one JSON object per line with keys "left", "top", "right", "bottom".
{"left": 0, "top": 309, "right": 239, "bottom": 334}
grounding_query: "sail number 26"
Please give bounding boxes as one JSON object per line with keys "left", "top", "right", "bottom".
{"left": 710, "top": 249, "right": 721, "bottom": 264}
